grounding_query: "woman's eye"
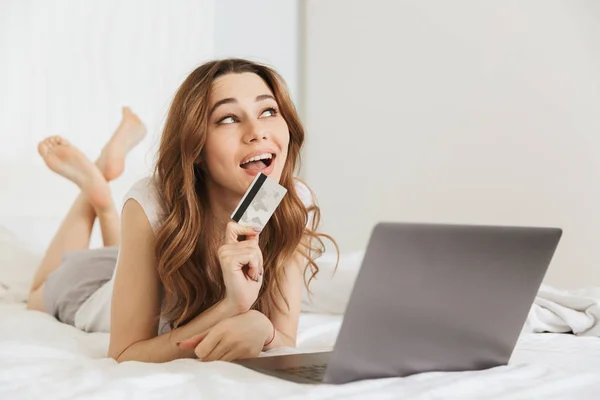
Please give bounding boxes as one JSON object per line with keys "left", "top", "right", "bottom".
{"left": 219, "top": 116, "right": 236, "bottom": 124}
{"left": 261, "top": 107, "right": 277, "bottom": 118}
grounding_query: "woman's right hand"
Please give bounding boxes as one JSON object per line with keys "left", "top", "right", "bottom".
{"left": 218, "top": 221, "right": 264, "bottom": 314}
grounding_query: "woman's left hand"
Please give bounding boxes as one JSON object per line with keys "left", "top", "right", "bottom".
{"left": 178, "top": 310, "right": 273, "bottom": 362}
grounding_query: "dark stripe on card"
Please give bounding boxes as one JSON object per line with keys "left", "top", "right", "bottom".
{"left": 232, "top": 173, "right": 267, "bottom": 222}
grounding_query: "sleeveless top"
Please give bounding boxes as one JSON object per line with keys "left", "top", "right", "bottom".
{"left": 73, "top": 176, "right": 315, "bottom": 333}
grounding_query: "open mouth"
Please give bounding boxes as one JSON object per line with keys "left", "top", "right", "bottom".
{"left": 240, "top": 153, "right": 275, "bottom": 171}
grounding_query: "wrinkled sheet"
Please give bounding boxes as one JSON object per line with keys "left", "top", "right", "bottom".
{"left": 1, "top": 304, "right": 600, "bottom": 399}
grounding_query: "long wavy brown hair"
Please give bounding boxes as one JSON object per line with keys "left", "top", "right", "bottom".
{"left": 153, "top": 58, "right": 337, "bottom": 329}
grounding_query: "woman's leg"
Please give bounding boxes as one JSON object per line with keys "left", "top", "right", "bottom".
{"left": 95, "top": 106, "right": 147, "bottom": 182}
{"left": 27, "top": 108, "right": 146, "bottom": 311}
{"left": 26, "top": 136, "right": 114, "bottom": 311}
{"left": 29, "top": 192, "right": 96, "bottom": 294}
{"left": 32, "top": 135, "right": 116, "bottom": 287}
{"left": 92, "top": 107, "right": 146, "bottom": 245}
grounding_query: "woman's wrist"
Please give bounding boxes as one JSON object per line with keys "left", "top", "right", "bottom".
{"left": 221, "top": 296, "right": 249, "bottom": 316}
{"left": 245, "top": 310, "right": 275, "bottom": 347}
{"left": 262, "top": 315, "right": 275, "bottom": 348}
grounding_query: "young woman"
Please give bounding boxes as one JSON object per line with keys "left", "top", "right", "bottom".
{"left": 27, "top": 59, "right": 335, "bottom": 364}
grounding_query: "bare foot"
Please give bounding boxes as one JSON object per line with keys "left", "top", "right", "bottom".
{"left": 96, "top": 107, "right": 147, "bottom": 181}
{"left": 38, "top": 136, "right": 113, "bottom": 211}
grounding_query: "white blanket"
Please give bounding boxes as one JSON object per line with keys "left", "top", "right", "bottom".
{"left": 1, "top": 304, "right": 600, "bottom": 399}
{"left": 525, "top": 285, "right": 600, "bottom": 336}
{"left": 2, "top": 236, "right": 600, "bottom": 398}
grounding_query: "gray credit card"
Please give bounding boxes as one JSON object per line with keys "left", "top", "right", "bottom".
{"left": 231, "top": 172, "right": 287, "bottom": 230}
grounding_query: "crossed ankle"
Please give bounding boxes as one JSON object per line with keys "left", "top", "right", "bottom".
{"left": 94, "top": 203, "right": 118, "bottom": 217}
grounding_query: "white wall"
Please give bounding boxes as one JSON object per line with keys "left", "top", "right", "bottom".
{"left": 0, "top": 0, "right": 214, "bottom": 249}
{"left": 0, "top": 0, "right": 301, "bottom": 252}
{"left": 303, "top": 0, "right": 600, "bottom": 288}
{"left": 213, "top": 0, "right": 301, "bottom": 104}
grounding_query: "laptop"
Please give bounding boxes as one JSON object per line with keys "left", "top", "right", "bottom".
{"left": 234, "top": 222, "right": 562, "bottom": 384}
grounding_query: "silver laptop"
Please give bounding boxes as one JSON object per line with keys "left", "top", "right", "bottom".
{"left": 234, "top": 222, "right": 562, "bottom": 384}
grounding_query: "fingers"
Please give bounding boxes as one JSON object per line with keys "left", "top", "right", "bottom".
{"left": 201, "top": 340, "right": 231, "bottom": 362}
{"left": 218, "top": 244, "right": 264, "bottom": 281}
{"left": 219, "top": 240, "right": 260, "bottom": 252}
{"left": 225, "top": 221, "right": 260, "bottom": 244}
{"left": 177, "top": 331, "right": 208, "bottom": 350}
{"left": 249, "top": 254, "right": 264, "bottom": 281}
{"left": 194, "top": 330, "right": 222, "bottom": 361}
{"left": 242, "top": 249, "right": 263, "bottom": 281}
{"left": 203, "top": 340, "right": 255, "bottom": 362}
{"left": 220, "top": 248, "right": 263, "bottom": 273}
{"left": 220, "top": 348, "right": 244, "bottom": 362}
{"left": 219, "top": 340, "right": 260, "bottom": 362}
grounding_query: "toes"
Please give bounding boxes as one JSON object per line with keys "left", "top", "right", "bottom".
{"left": 39, "top": 136, "right": 69, "bottom": 156}
{"left": 42, "top": 137, "right": 56, "bottom": 148}
{"left": 122, "top": 107, "right": 135, "bottom": 120}
{"left": 121, "top": 107, "right": 142, "bottom": 124}
{"left": 37, "top": 141, "right": 50, "bottom": 156}
{"left": 48, "top": 136, "right": 68, "bottom": 146}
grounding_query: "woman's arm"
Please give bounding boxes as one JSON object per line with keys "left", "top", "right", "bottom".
{"left": 262, "top": 246, "right": 308, "bottom": 350}
{"left": 178, "top": 240, "right": 311, "bottom": 360}
{"left": 107, "top": 199, "right": 238, "bottom": 363}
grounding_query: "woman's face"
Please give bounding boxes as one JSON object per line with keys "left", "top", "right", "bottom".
{"left": 203, "top": 72, "right": 290, "bottom": 196}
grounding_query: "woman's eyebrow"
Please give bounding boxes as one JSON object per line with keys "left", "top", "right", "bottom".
{"left": 256, "top": 94, "right": 275, "bottom": 102}
{"left": 210, "top": 94, "right": 276, "bottom": 117}
{"left": 210, "top": 97, "right": 237, "bottom": 117}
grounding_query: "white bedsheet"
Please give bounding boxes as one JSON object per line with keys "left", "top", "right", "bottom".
{"left": 1, "top": 304, "right": 600, "bottom": 399}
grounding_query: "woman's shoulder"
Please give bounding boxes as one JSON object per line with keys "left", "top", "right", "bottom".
{"left": 123, "top": 176, "right": 163, "bottom": 232}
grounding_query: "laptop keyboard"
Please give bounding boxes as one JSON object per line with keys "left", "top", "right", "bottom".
{"left": 275, "top": 364, "right": 327, "bottom": 382}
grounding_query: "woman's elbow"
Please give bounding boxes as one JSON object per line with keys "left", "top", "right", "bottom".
{"left": 107, "top": 349, "right": 124, "bottom": 363}
{"left": 107, "top": 343, "right": 131, "bottom": 363}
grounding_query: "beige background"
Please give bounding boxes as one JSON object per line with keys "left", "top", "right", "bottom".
{"left": 302, "top": 0, "right": 600, "bottom": 289}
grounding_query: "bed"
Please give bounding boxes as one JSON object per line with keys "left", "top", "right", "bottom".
{"left": 2, "top": 229, "right": 600, "bottom": 399}
{"left": 1, "top": 303, "right": 600, "bottom": 399}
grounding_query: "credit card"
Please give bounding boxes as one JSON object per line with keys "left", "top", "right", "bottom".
{"left": 231, "top": 172, "right": 287, "bottom": 231}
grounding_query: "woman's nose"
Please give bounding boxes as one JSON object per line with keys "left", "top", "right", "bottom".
{"left": 244, "top": 121, "right": 268, "bottom": 143}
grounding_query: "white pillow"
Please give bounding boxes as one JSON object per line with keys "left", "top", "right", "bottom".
{"left": 0, "top": 226, "right": 42, "bottom": 303}
{"left": 0, "top": 220, "right": 365, "bottom": 311}
{"left": 301, "top": 250, "right": 364, "bottom": 314}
